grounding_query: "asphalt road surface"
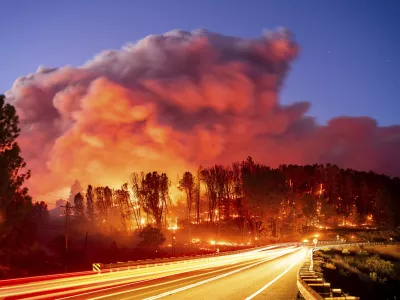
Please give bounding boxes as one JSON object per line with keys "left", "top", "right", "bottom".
{"left": 0, "top": 246, "right": 308, "bottom": 300}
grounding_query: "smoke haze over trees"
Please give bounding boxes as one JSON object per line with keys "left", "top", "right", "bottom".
{"left": 3, "top": 28, "right": 400, "bottom": 198}
{"left": 1, "top": 95, "right": 399, "bottom": 280}
{"left": 1, "top": 27, "right": 400, "bottom": 279}
{"left": 47, "top": 159, "right": 400, "bottom": 241}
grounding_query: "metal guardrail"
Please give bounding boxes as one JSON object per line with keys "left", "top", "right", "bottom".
{"left": 89, "top": 240, "right": 398, "bottom": 299}
{"left": 297, "top": 249, "right": 325, "bottom": 300}
{"left": 93, "top": 241, "right": 302, "bottom": 272}
{"left": 296, "top": 241, "right": 398, "bottom": 300}
{"left": 93, "top": 240, "right": 398, "bottom": 273}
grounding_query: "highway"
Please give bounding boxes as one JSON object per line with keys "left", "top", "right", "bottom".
{"left": 0, "top": 245, "right": 308, "bottom": 300}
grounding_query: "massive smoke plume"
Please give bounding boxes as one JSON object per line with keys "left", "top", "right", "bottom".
{"left": 5, "top": 28, "right": 400, "bottom": 198}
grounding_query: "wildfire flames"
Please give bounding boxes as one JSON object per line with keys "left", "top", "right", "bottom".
{"left": 5, "top": 28, "right": 400, "bottom": 199}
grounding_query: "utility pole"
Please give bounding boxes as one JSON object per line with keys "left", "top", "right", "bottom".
{"left": 65, "top": 202, "right": 69, "bottom": 251}
{"left": 172, "top": 230, "right": 176, "bottom": 256}
{"left": 84, "top": 232, "right": 88, "bottom": 255}
{"left": 61, "top": 201, "right": 74, "bottom": 251}
{"left": 61, "top": 201, "right": 74, "bottom": 272}
{"left": 197, "top": 166, "right": 201, "bottom": 226}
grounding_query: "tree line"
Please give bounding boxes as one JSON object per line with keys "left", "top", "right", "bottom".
{"left": 65, "top": 157, "right": 400, "bottom": 241}
{"left": 179, "top": 158, "right": 400, "bottom": 239}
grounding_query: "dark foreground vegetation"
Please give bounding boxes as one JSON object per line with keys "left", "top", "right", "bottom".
{"left": 315, "top": 246, "right": 400, "bottom": 299}
{"left": 1, "top": 94, "right": 400, "bottom": 279}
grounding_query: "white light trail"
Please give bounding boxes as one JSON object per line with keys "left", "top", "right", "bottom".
{"left": 139, "top": 248, "right": 301, "bottom": 300}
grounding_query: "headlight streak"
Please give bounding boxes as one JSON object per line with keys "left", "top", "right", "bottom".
{"left": 244, "top": 248, "right": 308, "bottom": 300}
{"left": 59, "top": 252, "right": 287, "bottom": 300}
{"left": 0, "top": 246, "right": 295, "bottom": 299}
{"left": 122, "top": 248, "right": 302, "bottom": 300}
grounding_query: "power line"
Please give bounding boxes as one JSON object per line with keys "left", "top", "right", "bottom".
{"left": 36, "top": 223, "right": 64, "bottom": 229}
{"left": 29, "top": 190, "right": 68, "bottom": 200}
{"left": 70, "top": 229, "right": 87, "bottom": 237}
{"left": 36, "top": 223, "right": 94, "bottom": 238}
{"left": 34, "top": 201, "right": 61, "bottom": 206}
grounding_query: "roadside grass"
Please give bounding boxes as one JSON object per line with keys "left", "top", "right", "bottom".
{"left": 315, "top": 248, "right": 400, "bottom": 299}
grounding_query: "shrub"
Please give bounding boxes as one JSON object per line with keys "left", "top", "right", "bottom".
{"left": 365, "top": 255, "right": 395, "bottom": 278}
{"left": 339, "top": 268, "right": 351, "bottom": 276}
{"left": 138, "top": 225, "right": 166, "bottom": 248}
{"left": 356, "top": 250, "right": 369, "bottom": 256}
{"left": 325, "top": 262, "right": 336, "bottom": 270}
{"left": 344, "top": 256, "right": 355, "bottom": 266}
{"left": 314, "top": 264, "right": 323, "bottom": 272}
{"left": 313, "top": 251, "right": 322, "bottom": 257}
{"left": 378, "top": 277, "right": 387, "bottom": 284}
{"left": 320, "top": 252, "right": 332, "bottom": 259}
{"left": 354, "top": 256, "right": 367, "bottom": 270}
{"left": 369, "top": 272, "right": 377, "bottom": 281}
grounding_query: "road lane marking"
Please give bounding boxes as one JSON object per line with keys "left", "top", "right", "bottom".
{"left": 83, "top": 249, "right": 299, "bottom": 300}
{"left": 1, "top": 246, "right": 290, "bottom": 300}
{"left": 1, "top": 246, "right": 280, "bottom": 296}
{"left": 56, "top": 256, "right": 266, "bottom": 300}
{"left": 1, "top": 249, "right": 277, "bottom": 298}
{"left": 1, "top": 245, "right": 281, "bottom": 297}
{"left": 135, "top": 248, "right": 301, "bottom": 300}
{"left": 56, "top": 249, "right": 286, "bottom": 300}
{"left": 244, "top": 250, "right": 306, "bottom": 300}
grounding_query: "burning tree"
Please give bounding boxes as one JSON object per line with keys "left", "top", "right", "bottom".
{"left": 73, "top": 192, "right": 85, "bottom": 218}
{"left": 43, "top": 159, "right": 400, "bottom": 241}
{"left": 114, "top": 183, "right": 132, "bottom": 232}
{"left": 94, "top": 187, "right": 106, "bottom": 224}
{"left": 200, "top": 167, "right": 218, "bottom": 225}
{"left": 139, "top": 172, "right": 171, "bottom": 229}
{"left": 195, "top": 166, "right": 202, "bottom": 225}
{"left": 86, "top": 185, "right": 95, "bottom": 224}
{"left": 241, "top": 157, "right": 290, "bottom": 238}
{"left": 130, "top": 172, "right": 144, "bottom": 228}
{"left": 178, "top": 171, "right": 195, "bottom": 239}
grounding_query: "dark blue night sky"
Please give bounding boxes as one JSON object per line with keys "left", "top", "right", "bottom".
{"left": 1, "top": 0, "right": 398, "bottom": 125}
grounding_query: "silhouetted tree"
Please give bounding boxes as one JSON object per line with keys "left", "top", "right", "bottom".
{"left": 140, "top": 172, "right": 170, "bottom": 229}
{"left": 179, "top": 172, "right": 195, "bottom": 239}
{"left": 0, "top": 95, "right": 34, "bottom": 255}
{"left": 32, "top": 201, "right": 49, "bottom": 225}
{"left": 95, "top": 187, "right": 106, "bottom": 224}
{"left": 86, "top": 185, "right": 95, "bottom": 223}
{"left": 138, "top": 225, "right": 166, "bottom": 248}
{"left": 200, "top": 167, "right": 218, "bottom": 225}
{"left": 195, "top": 166, "right": 202, "bottom": 225}
{"left": 114, "top": 183, "right": 131, "bottom": 232}
{"left": 104, "top": 186, "right": 113, "bottom": 212}
{"left": 320, "top": 199, "right": 339, "bottom": 227}
{"left": 301, "top": 194, "right": 318, "bottom": 227}
{"left": 73, "top": 193, "right": 85, "bottom": 218}
{"left": 68, "top": 180, "right": 82, "bottom": 203}
{"left": 241, "top": 157, "right": 289, "bottom": 238}
{"left": 130, "top": 172, "right": 144, "bottom": 228}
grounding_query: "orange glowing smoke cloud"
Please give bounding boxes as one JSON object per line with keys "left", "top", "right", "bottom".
{"left": 5, "top": 28, "right": 400, "bottom": 199}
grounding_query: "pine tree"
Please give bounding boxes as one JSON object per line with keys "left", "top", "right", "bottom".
{"left": 0, "top": 95, "right": 34, "bottom": 253}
